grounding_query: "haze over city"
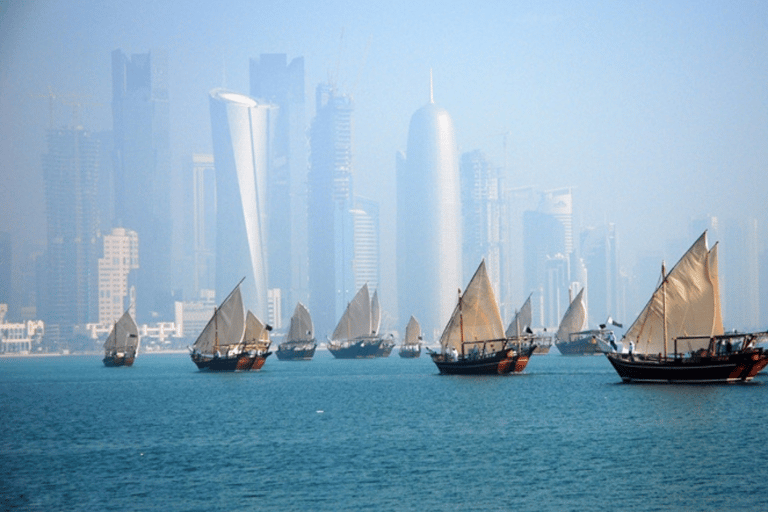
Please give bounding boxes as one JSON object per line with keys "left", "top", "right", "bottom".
{"left": 2, "top": 0, "right": 767, "bottom": 341}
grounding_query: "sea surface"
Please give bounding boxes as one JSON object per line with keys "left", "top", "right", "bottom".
{"left": 1, "top": 351, "right": 767, "bottom": 512}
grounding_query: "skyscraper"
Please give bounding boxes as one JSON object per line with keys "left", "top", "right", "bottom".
{"left": 209, "top": 89, "right": 275, "bottom": 321}
{"left": 191, "top": 154, "right": 216, "bottom": 296}
{"left": 42, "top": 127, "right": 100, "bottom": 346}
{"left": 250, "top": 54, "right": 307, "bottom": 319}
{"left": 352, "top": 197, "right": 380, "bottom": 294}
{"left": 460, "top": 149, "right": 501, "bottom": 293}
{"left": 307, "top": 84, "right": 355, "bottom": 336}
{"left": 397, "top": 93, "right": 462, "bottom": 339}
{"left": 111, "top": 49, "right": 171, "bottom": 322}
{"left": 98, "top": 227, "right": 139, "bottom": 325}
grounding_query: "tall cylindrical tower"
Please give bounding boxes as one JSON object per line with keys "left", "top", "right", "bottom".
{"left": 397, "top": 100, "right": 462, "bottom": 340}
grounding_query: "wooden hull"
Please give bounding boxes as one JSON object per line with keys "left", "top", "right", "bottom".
{"left": 328, "top": 338, "right": 390, "bottom": 359}
{"left": 556, "top": 335, "right": 603, "bottom": 355}
{"left": 431, "top": 345, "right": 536, "bottom": 375}
{"left": 276, "top": 343, "right": 317, "bottom": 361}
{"left": 191, "top": 351, "right": 271, "bottom": 371}
{"left": 399, "top": 346, "right": 421, "bottom": 358}
{"left": 103, "top": 354, "right": 135, "bottom": 367}
{"left": 606, "top": 349, "right": 768, "bottom": 383}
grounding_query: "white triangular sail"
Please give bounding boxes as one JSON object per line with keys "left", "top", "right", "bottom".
{"left": 403, "top": 316, "right": 421, "bottom": 347}
{"left": 104, "top": 309, "right": 140, "bottom": 354}
{"left": 439, "top": 260, "right": 505, "bottom": 354}
{"left": 243, "top": 310, "right": 270, "bottom": 352}
{"left": 556, "top": 288, "right": 587, "bottom": 341}
{"left": 332, "top": 283, "right": 372, "bottom": 341}
{"left": 192, "top": 284, "right": 246, "bottom": 354}
{"left": 624, "top": 232, "right": 723, "bottom": 355}
{"left": 506, "top": 294, "right": 532, "bottom": 338}
{"left": 287, "top": 302, "right": 314, "bottom": 342}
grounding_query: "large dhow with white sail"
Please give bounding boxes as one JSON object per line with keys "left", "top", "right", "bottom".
{"left": 606, "top": 232, "right": 768, "bottom": 383}
{"left": 554, "top": 288, "right": 617, "bottom": 355}
{"left": 429, "top": 260, "right": 536, "bottom": 375}
{"left": 276, "top": 302, "right": 317, "bottom": 360}
{"left": 398, "top": 315, "right": 422, "bottom": 358}
{"left": 103, "top": 309, "right": 140, "bottom": 367}
{"left": 327, "top": 283, "right": 394, "bottom": 359}
{"left": 190, "top": 279, "right": 272, "bottom": 371}
{"left": 506, "top": 294, "right": 551, "bottom": 354}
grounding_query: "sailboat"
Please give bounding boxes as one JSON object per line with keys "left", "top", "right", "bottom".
{"left": 398, "top": 315, "right": 422, "bottom": 358}
{"left": 506, "top": 294, "right": 551, "bottom": 354}
{"left": 429, "top": 260, "right": 536, "bottom": 375}
{"left": 328, "top": 283, "right": 394, "bottom": 358}
{"left": 553, "top": 288, "right": 614, "bottom": 355}
{"left": 606, "top": 232, "right": 768, "bottom": 383}
{"left": 190, "top": 279, "right": 272, "bottom": 371}
{"left": 276, "top": 302, "right": 317, "bottom": 360}
{"left": 102, "top": 308, "right": 140, "bottom": 367}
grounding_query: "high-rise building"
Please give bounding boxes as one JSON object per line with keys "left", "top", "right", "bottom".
{"left": 0, "top": 232, "right": 10, "bottom": 313}
{"left": 209, "top": 89, "right": 276, "bottom": 321}
{"left": 191, "top": 154, "right": 216, "bottom": 296}
{"left": 498, "top": 186, "right": 538, "bottom": 320}
{"left": 522, "top": 188, "right": 574, "bottom": 328}
{"left": 250, "top": 54, "right": 307, "bottom": 320}
{"left": 352, "top": 197, "right": 380, "bottom": 294}
{"left": 397, "top": 94, "right": 462, "bottom": 340}
{"left": 307, "top": 83, "right": 355, "bottom": 336}
{"left": 460, "top": 150, "right": 501, "bottom": 294}
{"left": 98, "top": 228, "right": 139, "bottom": 325}
{"left": 580, "top": 223, "right": 621, "bottom": 325}
{"left": 42, "top": 127, "right": 100, "bottom": 346}
{"left": 111, "top": 49, "right": 171, "bottom": 323}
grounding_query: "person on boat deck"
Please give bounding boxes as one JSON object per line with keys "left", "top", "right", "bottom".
{"left": 451, "top": 347, "right": 458, "bottom": 360}
{"left": 470, "top": 345, "right": 479, "bottom": 359}
{"left": 726, "top": 339, "right": 733, "bottom": 354}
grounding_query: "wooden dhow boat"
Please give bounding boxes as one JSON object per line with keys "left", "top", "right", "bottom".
{"left": 190, "top": 279, "right": 272, "bottom": 371}
{"left": 328, "top": 283, "right": 394, "bottom": 358}
{"left": 398, "top": 315, "right": 422, "bottom": 358}
{"left": 276, "top": 302, "right": 317, "bottom": 361}
{"left": 429, "top": 260, "right": 536, "bottom": 375}
{"left": 506, "top": 294, "right": 551, "bottom": 354}
{"left": 102, "top": 308, "right": 140, "bottom": 367}
{"left": 606, "top": 232, "right": 768, "bottom": 383}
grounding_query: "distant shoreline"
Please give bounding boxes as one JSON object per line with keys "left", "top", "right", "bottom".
{"left": 0, "top": 349, "right": 189, "bottom": 359}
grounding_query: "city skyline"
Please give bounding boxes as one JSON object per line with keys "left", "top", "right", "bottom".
{"left": 2, "top": 1, "right": 767, "bottom": 338}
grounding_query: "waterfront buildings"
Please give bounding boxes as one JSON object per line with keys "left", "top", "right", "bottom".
{"left": 397, "top": 94, "right": 462, "bottom": 339}
{"left": 111, "top": 49, "right": 171, "bottom": 322}
{"left": 209, "top": 88, "right": 275, "bottom": 322}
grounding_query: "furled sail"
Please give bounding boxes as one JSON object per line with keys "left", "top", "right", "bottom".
{"left": 104, "top": 310, "right": 139, "bottom": 353}
{"left": 243, "top": 310, "right": 270, "bottom": 352}
{"left": 403, "top": 316, "right": 421, "bottom": 347}
{"left": 624, "top": 232, "right": 723, "bottom": 355}
{"left": 439, "top": 260, "right": 505, "bottom": 354}
{"left": 556, "top": 288, "right": 587, "bottom": 341}
{"left": 192, "top": 284, "right": 246, "bottom": 354}
{"left": 506, "top": 294, "right": 532, "bottom": 338}
{"left": 332, "top": 283, "right": 372, "bottom": 341}
{"left": 287, "top": 302, "right": 314, "bottom": 342}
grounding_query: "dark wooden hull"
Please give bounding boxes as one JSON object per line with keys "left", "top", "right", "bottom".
{"left": 276, "top": 343, "right": 317, "bottom": 361}
{"left": 555, "top": 335, "right": 603, "bottom": 355}
{"left": 328, "top": 339, "right": 389, "bottom": 359}
{"left": 606, "top": 349, "right": 768, "bottom": 383}
{"left": 431, "top": 345, "right": 536, "bottom": 375}
{"left": 103, "top": 354, "right": 135, "bottom": 367}
{"left": 191, "top": 351, "right": 271, "bottom": 371}
{"left": 399, "top": 346, "right": 421, "bottom": 358}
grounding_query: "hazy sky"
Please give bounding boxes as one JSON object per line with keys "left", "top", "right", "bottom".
{"left": 2, "top": 0, "right": 767, "bottom": 306}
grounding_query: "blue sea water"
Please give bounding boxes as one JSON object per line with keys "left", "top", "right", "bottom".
{"left": 1, "top": 351, "right": 767, "bottom": 512}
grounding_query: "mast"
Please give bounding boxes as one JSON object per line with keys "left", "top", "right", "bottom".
{"left": 458, "top": 288, "right": 464, "bottom": 357}
{"left": 662, "top": 262, "right": 667, "bottom": 359}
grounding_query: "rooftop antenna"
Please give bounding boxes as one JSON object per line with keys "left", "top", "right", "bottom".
{"left": 429, "top": 68, "right": 434, "bottom": 104}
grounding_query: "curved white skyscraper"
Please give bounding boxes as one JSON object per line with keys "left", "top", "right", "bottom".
{"left": 209, "top": 88, "right": 275, "bottom": 320}
{"left": 397, "top": 98, "right": 462, "bottom": 339}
